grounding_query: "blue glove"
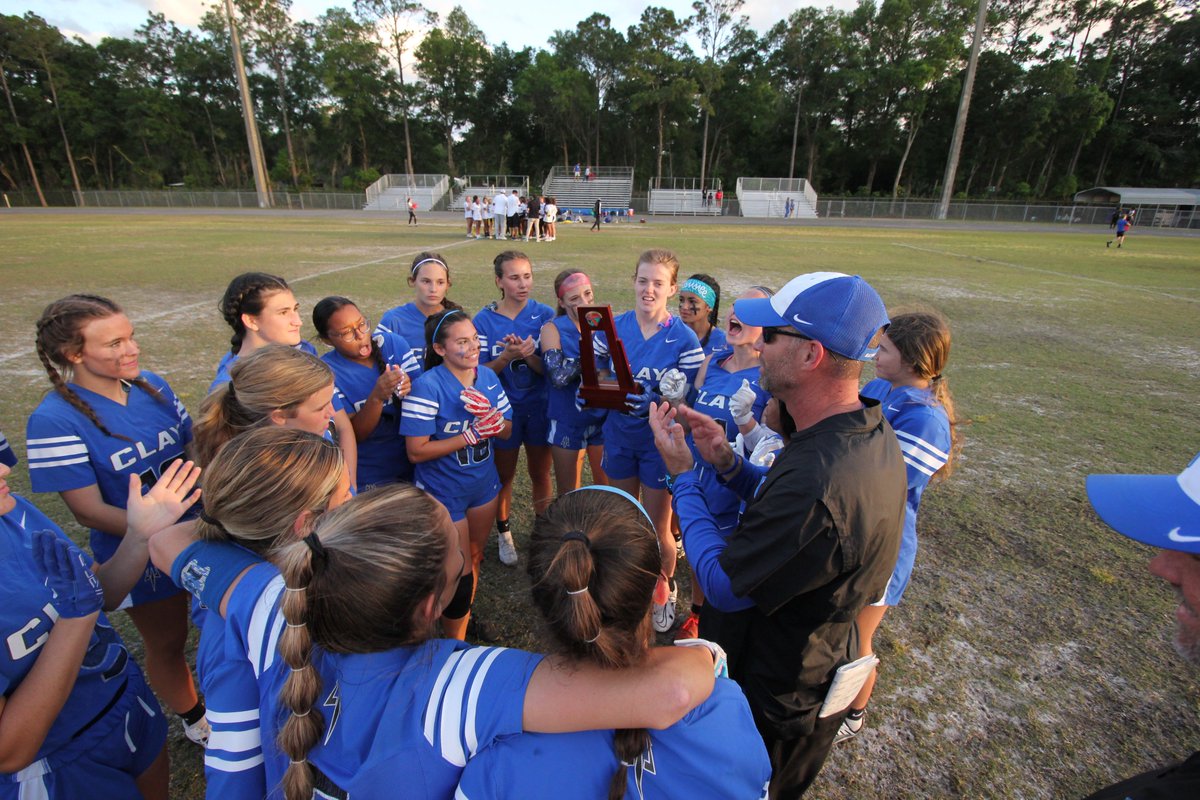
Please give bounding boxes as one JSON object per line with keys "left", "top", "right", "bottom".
{"left": 624, "top": 387, "right": 656, "bottom": 418}
{"left": 544, "top": 349, "right": 582, "bottom": 389}
{"left": 32, "top": 529, "right": 104, "bottom": 618}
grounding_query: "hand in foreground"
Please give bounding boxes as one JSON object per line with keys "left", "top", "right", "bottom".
{"left": 374, "top": 364, "right": 408, "bottom": 401}
{"left": 728, "top": 379, "right": 758, "bottom": 426}
{"left": 32, "top": 530, "right": 103, "bottom": 618}
{"left": 462, "top": 408, "right": 505, "bottom": 446}
{"left": 126, "top": 459, "right": 202, "bottom": 542}
{"left": 624, "top": 387, "right": 656, "bottom": 418}
{"left": 460, "top": 387, "right": 493, "bottom": 417}
{"left": 648, "top": 402, "right": 695, "bottom": 476}
{"left": 658, "top": 369, "right": 689, "bottom": 404}
{"left": 677, "top": 406, "right": 736, "bottom": 473}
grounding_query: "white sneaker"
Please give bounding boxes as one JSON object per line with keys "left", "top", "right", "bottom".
{"left": 652, "top": 599, "right": 676, "bottom": 633}
{"left": 183, "top": 715, "right": 210, "bottom": 747}
{"left": 498, "top": 529, "right": 518, "bottom": 566}
{"left": 834, "top": 711, "right": 865, "bottom": 744}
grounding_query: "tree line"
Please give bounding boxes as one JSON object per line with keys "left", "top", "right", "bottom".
{"left": 1, "top": 0, "right": 1196, "bottom": 205}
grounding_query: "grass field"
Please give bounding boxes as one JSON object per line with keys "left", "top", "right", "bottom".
{"left": 2, "top": 210, "right": 1199, "bottom": 799}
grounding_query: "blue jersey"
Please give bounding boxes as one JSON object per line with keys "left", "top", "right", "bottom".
{"left": 473, "top": 300, "right": 554, "bottom": 409}
{"left": 26, "top": 373, "right": 192, "bottom": 596}
{"left": 698, "top": 326, "right": 728, "bottom": 358}
{"left": 0, "top": 428, "right": 15, "bottom": 467}
{"left": 377, "top": 303, "right": 432, "bottom": 366}
{"left": 545, "top": 315, "right": 607, "bottom": 429}
{"left": 322, "top": 331, "right": 422, "bottom": 489}
{"left": 691, "top": 349, "right": 769, "bottom": 530}
{"left": 210, "top": 340, "right": 319, "bottom": 394}
{"left": 180, "top": 546, "right": 543, "bottom": 800}
{"left": 604, "top": 311, "right": 703, "bottom": 450}
{"left": 457, "top": 678, "right": 770, "bottom": 800}
{"left": 861, "top": 379, "right": 951, "bottom": 604}
{"left": 401, "top": 366, "right": 511, "bottom": 499}
{"left": 0, "top": 495, "right": 138, "bottom": 763}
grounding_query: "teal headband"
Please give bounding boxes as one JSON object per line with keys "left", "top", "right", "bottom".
{"left": 566, "top": 484, "right": 654, "bottom": 529}
{"left": 680, "top": 278, "right": 717, "bottom": 308}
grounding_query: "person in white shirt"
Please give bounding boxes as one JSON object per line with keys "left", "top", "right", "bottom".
{"left": 494, "top": 190, "right": 508, "bottom": 240}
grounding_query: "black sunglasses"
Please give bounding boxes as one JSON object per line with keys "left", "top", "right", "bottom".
{"left": 761, "top": 326, "right": 813, "bottom": 344}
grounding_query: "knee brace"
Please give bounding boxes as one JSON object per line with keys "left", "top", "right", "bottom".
{"left": 442, "top": 572, "right": 474, "bottom": 620}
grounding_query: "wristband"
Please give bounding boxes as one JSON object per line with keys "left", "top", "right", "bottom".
{"left": 716, "top": 453, "right": 743, "bottom": 478}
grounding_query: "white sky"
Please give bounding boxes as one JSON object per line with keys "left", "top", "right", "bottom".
{"left": 5, "top": 0, "right": 857, "bottom": 53}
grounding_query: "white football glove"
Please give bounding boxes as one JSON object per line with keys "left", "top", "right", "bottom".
{"left": 729, "top": 379, "right": 758, "bottom": 426}
{"left": 658, "top": 369, "right": 689, "bottom": 403}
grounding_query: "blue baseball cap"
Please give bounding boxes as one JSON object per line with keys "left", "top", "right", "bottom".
{"left": 733, "top": 272, "right": 889, "bottom": 361}
{"left": 1086, "top": 452, "right": 1200, "bottom": 554}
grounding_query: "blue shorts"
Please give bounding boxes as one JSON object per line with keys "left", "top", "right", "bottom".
{"left": 92, "top": 531, "right": 184, "bottom": 608}
{"left": 546, "top": 419, "right": 604, "bottom": 451}
{"left": 495, "top": 406, "right": 550, "bottom": 451}
{"left": 602, "top": 443, "right": 667, "bottom": 489}
{"left": 2, "top": 668, "right": 166, "bottom": 800}
{"left": 419, "top": 477, "right": 500, "bottom": 522}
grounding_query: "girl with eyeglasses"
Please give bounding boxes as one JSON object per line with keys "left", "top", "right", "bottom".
{"left": 314, "top": 297, "right": 422, "bottom": 490}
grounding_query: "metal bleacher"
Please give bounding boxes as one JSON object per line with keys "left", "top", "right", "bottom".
{"left": 541, "top": 166, "right": 634, "bottom": 215}
{"left": 647, "top": 178, "right": 723, "bottom": 215}
{"left": 735, "top": 177, "right": 819, "bottom": 219}
{"left": 363, "top": 174, "right": 450, "bottom": 212}
{"left": 449, "top": 175, "right": 529, "bottom": 211}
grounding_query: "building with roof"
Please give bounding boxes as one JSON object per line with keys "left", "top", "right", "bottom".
{"left": 1073, "top": 187, "right": 1200, "bottom": 228}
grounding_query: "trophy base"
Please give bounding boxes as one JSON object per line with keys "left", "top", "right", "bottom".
{"left": 579, "top": 380, "right": 642, "bottom": 411}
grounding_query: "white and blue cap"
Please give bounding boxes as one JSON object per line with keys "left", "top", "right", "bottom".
{"left": 733, "top": 272, "right": 889, "bottom": 361}
{"left": 1086, "top": 452, "right": 1200, "bottom": 554}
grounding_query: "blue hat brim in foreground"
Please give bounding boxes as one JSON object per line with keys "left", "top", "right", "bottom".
{"left": 733, "top": 296, "right": 786, "bottom": 328}
{"left": 1086, "top": 463, "right": 1200, "bottom": 554}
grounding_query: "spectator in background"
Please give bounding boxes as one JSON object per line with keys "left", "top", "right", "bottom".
{"left": 493, "top": 188, "right": 508, "bottom": 240}
{"left": 1083, "top": 452, "right": 1200, "bottom": 799}
{"left": 591, "top": 199, "right": 602, "bottom": 232}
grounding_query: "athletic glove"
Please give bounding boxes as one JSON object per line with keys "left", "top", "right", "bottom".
{"left": 461, "top": 407, "right": 505, "bottom": 446}
{"left": 32, "top": 529, "right": 104, "bottom": 618}
{"left": 674, "top": 637, "right": 729, "bottom": 679}
{"left": 459, "top": 387, "right": 493, "bottom": 417}
{"left": 728, "top": 379, "right": 758, "bottom": 426}
{"left": 658, "top": 369, "right": 688, "bottom": 404}
{"left": 624, "top": 387, "right": 657, "bottom": 418}
{"left": 749, "top": 429, "right": 785, "bottom": 468}
{"left": 543, "top": 349, "right": 582, "bottom": 389}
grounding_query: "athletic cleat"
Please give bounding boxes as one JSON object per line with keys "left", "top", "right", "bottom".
{"left": 183, "top": 715, "right": 211, "bottom": 748}
{"left": 498, "top": 529, "right": 518, "bottom": 566}
{"left": 834, "top": 710, "right": 865, "bottom": 744}
{"left": 674, "top": 612, "right": 700, "bottom": 641}
{"left": 652, "top": 599, "right": 676, "bottom": 633}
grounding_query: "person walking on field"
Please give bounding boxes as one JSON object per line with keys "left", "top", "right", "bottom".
{"left": 1107, "top": 214, "right": 1131, "bottom": 248}
{"left": 591, "top": 199, "right": 602, "bottom": 232}
{"left": 407, "top": 197, "right": 418, "bottom": 225}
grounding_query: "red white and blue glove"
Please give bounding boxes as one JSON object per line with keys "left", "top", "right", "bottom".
{"left": 459, "top": 387, "right": 493, "bottom": 417}
{"left": 462, "top": 408, "right": 505, "bottom": 446}
{"left": 32, "top": 529, "right": 104, "bottom": 618}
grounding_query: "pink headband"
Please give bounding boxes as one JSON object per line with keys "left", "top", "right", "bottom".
{"left": 557, "top": 272, "right": 591, "bottom": 298}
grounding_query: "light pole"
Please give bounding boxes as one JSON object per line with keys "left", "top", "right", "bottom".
{"left": 224, "top": 0, "right": 272, "bottom": 208}
{"left": 936, "top": 0, "right": 988, "bottom": 220}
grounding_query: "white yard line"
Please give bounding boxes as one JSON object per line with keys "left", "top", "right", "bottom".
{"left": 1, "top": 238, "right": 474, "bottom": 366}
{"left": 891, "top": 243, "right": 1199, "bottom": 304}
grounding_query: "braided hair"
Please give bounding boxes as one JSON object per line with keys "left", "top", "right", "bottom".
{"left": 275, "top": 484, "right": 449, "bottom": 800}
{"left": 218, "top": 272, "right": 293, "bottom": 355}
{"left": 527, "top": 489, "right": 662, "bottom": 800}
{"left": 35, "top": 294, "right": 164, "bottom": 441}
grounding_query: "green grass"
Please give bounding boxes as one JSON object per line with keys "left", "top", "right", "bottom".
{"left": 2, "top": 211, "right": 1198, "bottom": 798}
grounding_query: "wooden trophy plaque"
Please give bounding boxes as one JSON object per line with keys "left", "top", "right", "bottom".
{"left": 577, "top": 305, "right": 642, "bottom": 410}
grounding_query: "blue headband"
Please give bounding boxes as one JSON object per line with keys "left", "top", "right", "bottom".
{"left": 680, "top": 278, "right": 717, "bottom": 308}
{"left": 566, "top": 485, "right": 654, "bottom": 529}
{"left": 431, "top": 309, "right": 463, "bottom": 345}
